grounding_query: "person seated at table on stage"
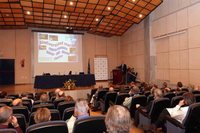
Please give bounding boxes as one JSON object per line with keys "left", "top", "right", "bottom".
{"left": 40, "top": 94, "right": 50, "bottom": 104}
{"left": 0, "top": 91, "right": 13, "bottom": 102}
{"left": 34, "top": 108, "right": 51, "bottom": 124}
{"left": 0, "top": 106, "right": 23, "bottom": 133}
{"left": 55, "top": 89, "right": 61, "bottom": 99}
{"left": 67, "top": 98, "right": 89, "bottom": 133}
{"left": 21, "top": 91, "right": 34, "bottom": 105}
{"left": 12, "top": 99, "right": 23, "bottom": 106}
{"left": 123, "top": 86, "right": 140, "bottom": 109}
{"left": 105, "top": 105, "right": 132, "bottom": 133}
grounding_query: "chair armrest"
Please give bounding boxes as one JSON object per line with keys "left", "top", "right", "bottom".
{"left": 138, "top": 108, "right": 151, "bottom": 119}
{"left": 109, "top": 101, "right": 115, "bottom": 106}
{"left": 100, "top": 98, "right": 104, "bottom": 104}
{"left": 165, "top": 115, "right": 185, "bottom": 129}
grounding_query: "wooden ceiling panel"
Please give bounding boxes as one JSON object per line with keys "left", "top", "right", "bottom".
{"left": 0, "top": 0, "right": 163, "bottom": 37}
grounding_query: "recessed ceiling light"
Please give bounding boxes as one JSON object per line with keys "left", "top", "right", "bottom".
{"left": 27, "top": 11, "right": 30, "bottom": 15}
{"left": 95, "top": 18, "right": 99, "bottom": 21}
{"left": 64, "top": 15, "right": 67, "bottom": 18}
{"left": 139, "top": 14, "right": 142, "bottom": 18}
{"left": 132, "top": 0, "right": 136, "bottom": 2}
{"left": 46, "top": 14, "right": 49, "bottom": 16}
{"left": 70, "top": 2, "right": 73, "bottom": 5}
{"left": 6, "top": 14, "right": 9, "bottom": 17}
{"left": 108, "top": 7, "right": 111, "bottom": 10}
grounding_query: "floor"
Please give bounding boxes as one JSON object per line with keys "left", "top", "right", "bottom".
{"left": 0, "top": 81, "right": 144, "bottom": 133}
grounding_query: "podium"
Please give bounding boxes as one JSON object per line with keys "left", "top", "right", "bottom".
{"left": 113, "top": 69, "right": 123, "bottom": 85}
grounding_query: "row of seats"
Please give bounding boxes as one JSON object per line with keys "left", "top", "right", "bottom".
{"left": 3, "top": 115, "right": 106, "bottom": 133}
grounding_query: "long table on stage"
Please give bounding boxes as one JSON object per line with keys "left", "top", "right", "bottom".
{"left": 34, "top": 74, "right": 96, "bottom": 89}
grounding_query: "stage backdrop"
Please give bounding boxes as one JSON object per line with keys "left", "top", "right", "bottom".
{"left": 94, "top": 57, "right": 108, "bottom": 80}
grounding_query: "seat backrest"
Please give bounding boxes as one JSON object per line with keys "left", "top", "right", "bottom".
{"left": 149, "top": 98, "right": 170, "bottom": 120}
{"left": 103, "top": 92, "right": 117, "bottom": 112}
{"left": 28, "top": 93, "right": 34, "bottom": 100}
{"left": 53, "top": 98, "right": 65, "bottom": 109}
{"left": 91, "top": 89, "right": 97, "bottom": 97}
{"left": 182, "top": 103, "right": 200, "bottom": 132}
{"left": 177, "top": 91, "right": 187, "bottom": 96}
{"left": 146, "top": 94, "right": 154, "bottom": 105}
{"left": 192, "top": 90, "right": 200, "bottom": 94}
{"left": 0, "top": 103, "right": 6, "bottom": 107}
{"left": 33, "top": 100, "right": 41, "bottom": 105}
{"left": 31, "top": 103, "right": 54, "bottom": 112}
{"left": 9, "top": 114, "right": 26, "bottom": 133}
{"left": 115, "top": 93, "right": 130, "bottom": 105}
{"left": 144, "top": 91, "right": 151, "bottom": 97}
{"left": 51, "top": 96, "right": 56, "bottom": 103}
{"left": 7, "top": 96, "right": 16, "bottom": 100}
{"left": 29, "top": 109, "right": 61, "bottom": 126}
{"left": 26, "top": 121, "right": 68, "bottom": 133}
{"left": 73, "top": 116, "right": 106, "bottom": 133}
{"left": 0, "top": 99, "right": 12, "bottom": 106}
{"left": 48, "top": 91, "right": 55, "bottom": 99}
{"left": 171, "top": 96, "right": 183, "bottom": 107}
{"left": 57, "top": 101, "right": 75, "bottom": 118}
{"left": 182, "top": 88, "right": 189, "bottom": 92}
{"left": 164, "top": 92, "right": 176, "bottom": 101}
{"left": 62, "top": 107, "right": 74, "bottom": 121}
{"left": 23, "top": 101, "right": 31, "bottom": 111}
{"left": 0, "top": 129, "right": 17, "bottom": 133}
{"left": 22, "top": 99, "right": 32, "bottom": 107}
{"left": 12, "top": 106, "right": 29, "bottom": 122}
{"left": 194, "top": 94, "right": 200, "bottom": 103}
{"left": 130, "top": 95, "right": 147, "bottom": 118}
{"left": 8, "top": 94, "right": 19, "bottom": 98}
{"left": 97, "top": 90, "right": 108, "bottom": 101}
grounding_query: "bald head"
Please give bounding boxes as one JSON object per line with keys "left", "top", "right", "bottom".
{"left": 12, "top": 99, "right": 23, "bottom": 106}
{"left": 55, "top": 89, "right": 61, "bottom": 97}
{"left": 109, "top": 87, "right": 114, "bottom": 92}
{"left": 58, "top": 91, "right": 65, "bottom": 98}
{"left": 154, "top": 89, "right": 163, "bottom": 99}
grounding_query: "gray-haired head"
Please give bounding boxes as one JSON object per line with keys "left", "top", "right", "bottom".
{"left": 75, "top": 99, "right": 89, "bottom": 115}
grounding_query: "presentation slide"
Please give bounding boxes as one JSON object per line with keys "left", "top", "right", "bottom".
{"left": 38, "top": 33, "right": 79, "bottom": 63}
{"left": 33, "top": 32, "right": 83, "bottom": 76}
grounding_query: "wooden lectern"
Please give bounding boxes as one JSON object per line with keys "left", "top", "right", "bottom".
{"left": 113, "top": 69, "right": 123, "bottom": 85}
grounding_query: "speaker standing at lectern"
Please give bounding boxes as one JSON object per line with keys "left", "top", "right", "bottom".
{"left": 117, "top": 61, "right": 127, "bottom": 84}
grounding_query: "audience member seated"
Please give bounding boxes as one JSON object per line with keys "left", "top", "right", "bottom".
{"left": 57, "top": 91, "right": 65, "bottom": 99}
{"left": 160, "top": 82, "right": 168, "bottom": 92}
{"left": 105, "top": 105, "right": 132, "bottom": 133}
{"left": 55, "top": 89, "right": 61, "bottom": 99}
{"left": 143, "top": 92, "right": 196, "bottom": 132}
{"left": 21, "top": 92, "right": 34, "bottom": 105}
{"left": 0, "top": 106, "right": 22, "bottom": 133}
{"left": 187, "top": 84, "right": 195, "bottom": 92}
{"left": 65, "top": 96, "right": 74, "bottom": 101}
{"left": 118, "top": 86, "right": 126, "bottom": 94}
{"left": 123, "top": 86, "right": 140, "bottom": 109}
{"left": 34, "top": 108, "right": 51, "bottom": 124}
{"left": 90, "top": 85, "right": 104, "bottom": 104}
{"left": 92, "top": 87, "right": 114, "bottom": 111}
{"left": 0, "top": 91, "right": 12, "bottom": 102}
{"left": 40, "top": 94, "right": 50, "bottom": 104}
{"left": 34, "top": 92, "right": 46, "bottom": 101}
{"left": 150, "top": 83, "right": 158, "bottom": 94}
{"left": 163, "top": 87, "right": 171, "bottom": 94}
{"left": 134, "top": 89, "right": 163, "bottom": 126}
{"left": 67, "top": 99, "right": 89, "bottom": 133}
{"left": 12, "top": 99, "right": 23, "bottom": 106}
{"left": 175, "top": 81, "right": 183, "bottom": 93}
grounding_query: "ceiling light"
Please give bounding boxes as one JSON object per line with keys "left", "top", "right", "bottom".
{"left": 6, "top": 14, "right": 9, "bottom": 17}
{"left": 139, "top": 14, "right": 142, "bottom": 18}
{"left": 27, "top": 11, "right": 30, "bottom": 15}
{"left": 70, "top": 2, "right": 73, "bottom": 5}
{"left": 132, "top": 0, "right": 136, "bottom": 2}
{"left": 46, "top": 14, "right": 49, "bottom": 16}
{"left": 108, "top": 7, "right": 111, "bottom": 10}
{"left": 95, "top": 18, "right": 99, "bottom": 21}
{"left": 64, "top": 15, "right": 67, "bottom": 18}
